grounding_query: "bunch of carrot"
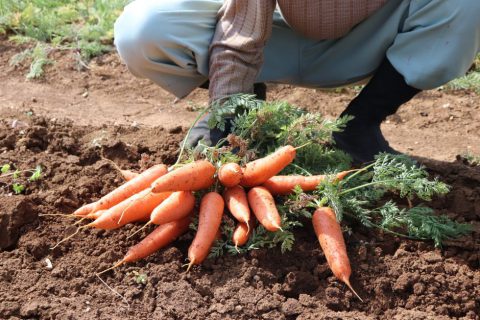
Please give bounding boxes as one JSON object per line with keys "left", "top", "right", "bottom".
{"left": 63, "top": 145, "right": 360, "bottom": 299}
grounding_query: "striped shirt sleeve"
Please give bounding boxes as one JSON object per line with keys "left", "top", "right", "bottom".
{"left": 208, "top": 0, "right": 276, "bottom": 103}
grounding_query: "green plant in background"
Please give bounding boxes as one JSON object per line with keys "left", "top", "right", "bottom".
{"left": 0, "top": 163, "right": 42, "bottom": 194}
{"left": 445, "top": 55, "right": 480, "bottom": 94}
{"left": 0, "top": 0, "right": 129, "bottom": 77}
{"left": 462, "top": 151, "right": 480, "bottom": 166}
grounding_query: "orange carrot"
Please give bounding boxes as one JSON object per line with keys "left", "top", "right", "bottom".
{"left": 85, "top": 209, "right": 106, "bottom": 220}
{"left": 87, "top": 189, "right": 172, "bottom": 230}
{"left": 150, "top": 191, "right": 195, "bottom": 225}
{"left": 218, "top": 163, "right": 243, "bottom": 187}
{"left": 232, "top": 222, "right": 251, "bottom": 248}
{"left": 262, "top": 170, "right": 354, "bottom": 195}
{"left": 102, "top": 156, "right": 140, "bottom": 181}
{"left": 151, "top": 160, "right": 215, "bottom": 193}
{"left": 120, "top": 169, "right": 139, "bottom": 181}
{"left": 241, "top": 145, "right": 296, "bottom": 187}
{"left": 188, "top": 192, "right": 224, "bottom": 268}
{"left": 98, "top": 216, "right": 191, "bottom": 273}
{"left": 74, "top": 164, "right": 168, "bottom": 216}
{"left": 72, "top": 202, "right": 97, "bottom": 217}
{"left": 312, "top": 207, "right": 362, "bottom": 301}
{"left": 223, "top": 186, "right": 250, "bottom": 227}
{"left": 247, "top": 187, "right": 282, "bottom": 232}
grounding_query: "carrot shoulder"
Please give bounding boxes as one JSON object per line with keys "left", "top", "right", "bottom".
{"left": 218, "top": 163, "right": 243, "bottom": 188}
{"left": 151, "top": 160, "right": 215, "bottom": 193}
{"left": 188, "top": 192, "right": 224, "bottom": 266}
{"left": 241, "top": 145, "right": 296, "bottom": 187}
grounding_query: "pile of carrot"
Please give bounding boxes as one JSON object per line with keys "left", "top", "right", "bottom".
{"left": 60, "top": 145, "right": 360, "bottom": 299}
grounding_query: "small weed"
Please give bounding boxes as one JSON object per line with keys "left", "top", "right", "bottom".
{"left": 0, "top": 163, "right": 43, "bottom": 194}
{"left": 462, "top": 151, "right": 480, "bottom": 166}
{"left": 130, "top": 271, "right": 148, "bottom": 285}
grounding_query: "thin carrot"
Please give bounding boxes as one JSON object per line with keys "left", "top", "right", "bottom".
{"left": 187, "top": 192, "right": 224, "bottom": 269}
{"left": 262, "top": 170, "right": 355, "bottom": 195}
{"left": 247, "top": 187, "right": 282, "bottom": 232}
{"left": 241, "top": 145, "right": 296, "bottom": 187}
{"left": 223, "top": 186, "right": 250, "bottom": 229}
{"left": 232, "top": 222, "right": 251, "bottom": 250}
{"left": 98, "top": 216, "right": 191, "bottom": 274}
{"left": 88, "top": 189, "right": 172, "bottom": 230}
{"left": 151, "top": 160, "right": 215, "bottom": 193}
{"left": 218, "top": 163, "right": 243, "bottom": 187}
{"left": 312, "top": 207, "right": 363, "bottom": 301}
{"left": 75, "top": 164, "right": 167, "bottom": 216}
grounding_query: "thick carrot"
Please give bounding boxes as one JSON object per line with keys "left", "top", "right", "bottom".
{"left": 232, "top": 222, "right": 251, "bottom": 248}
{"left": 240, "top": 145, "right": 296, "bottom": 187}
{"left": 150, "top": 191, "right": 195, "bottom": 225}
{"left": 223, "top": 186, "right": 250, "bottom": 227}
{"left": 76, "top": 164, "right": 167, "bottom": 216}
{"left": 87, "top": 189, "right": 172, "bottom": 230}
{"left": 188, "top": 192, "right": 224, "bottom": 267}
{"left": 151, "top": 160, "right": 215, "bottom": 193}
{"left": 247, "top": 187, "right": 281, "bottom": 232}
{"left": 262, "top": 170, "right": 355, "bottom": 195}
{"left": 312, "top": 207, "right": 362, "bottom": 301}
{"left": 218, "top": 163, "right": 243, "bottom": 187}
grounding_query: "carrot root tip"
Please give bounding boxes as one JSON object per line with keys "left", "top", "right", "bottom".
{"left": 345, "top": 280, "right": 363, "bottom": 302}
{"left": 38, "top": 213, "right": 76, "bottom": 218}
{"left": 185, "top": 260, "right": 195, "bottom": 273}
{"left": 50, "top": 226, "right": 85, "bottom": 250}
{"left": 127, "top": 222, "right": 152, "bottom": 239}
{"left": 73, "top": 217, "right": 88, "bottom": 226}
{"left": 97, "top": 260, "right": 125, "bottom": 276}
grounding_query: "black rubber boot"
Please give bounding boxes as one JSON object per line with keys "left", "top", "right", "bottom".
{"left": 333, "top": 58, "right": 420, "bottom": 164}
{"left": 185, "top": 83, "right": 267, "bottom": 148}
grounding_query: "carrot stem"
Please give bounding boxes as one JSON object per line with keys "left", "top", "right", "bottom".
{"left": 175, "top": 107, "right": 209, "bottom": 167}
{"left": 294, "top": 142, "right": 312, "bottom": 150}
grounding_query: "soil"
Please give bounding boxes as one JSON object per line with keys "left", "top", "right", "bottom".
{"left": 0, "top": 38, "right": 479, "bottom": 320}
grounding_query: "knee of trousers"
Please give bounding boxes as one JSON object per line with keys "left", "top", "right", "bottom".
{"left": 113, "top": 0, "right": 188, "bottom": 77}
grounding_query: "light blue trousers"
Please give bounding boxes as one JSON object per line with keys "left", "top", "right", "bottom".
{"left": 114, "top": 0, "right": 480, "bottom": 98}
